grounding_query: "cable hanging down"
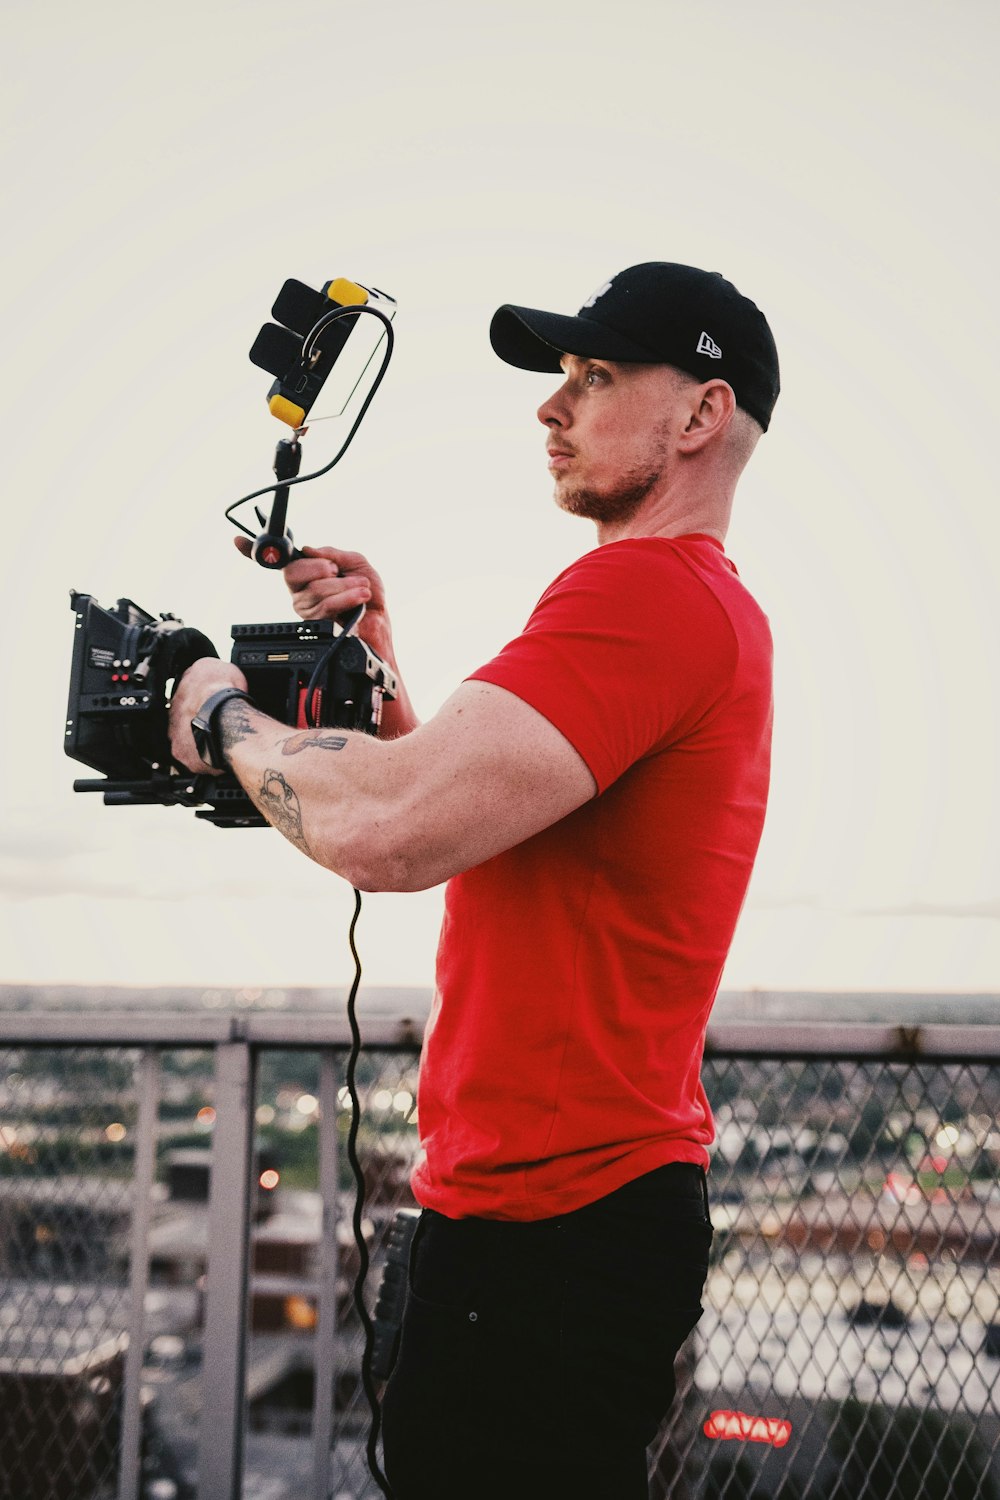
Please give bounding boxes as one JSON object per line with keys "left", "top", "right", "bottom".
{"left": 236, "top": 291, "right": 398, "bottom": 1495}
{"left": 344, "top": 887, "right": 394, "bottom": 1498}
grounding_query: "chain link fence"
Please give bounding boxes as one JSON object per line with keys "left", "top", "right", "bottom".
{"left": 653, "top": 1053, "right": 1000, "bottom": 1500}
{"left": 0, "top": 1019, "right": 998, "bottom": 1499}
{"left": 0, "top": 1047, "right": 136, "bottom": 1500}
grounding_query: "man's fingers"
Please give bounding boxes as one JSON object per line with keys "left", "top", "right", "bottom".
{"left": 285, "top": 558, "right": 339, "bottom": 592}
{"left": 294, "top": 576, "right": 372, "bottom": 619}
{"left": 233, "top": 537, "right": 380, "bottom": 617}
{"left": 302, "top": 545, "right": 371, "bottom": 574}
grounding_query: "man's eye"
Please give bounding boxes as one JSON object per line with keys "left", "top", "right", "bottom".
{"left": 585, "top": 367, "right": 608, "bottom": 386}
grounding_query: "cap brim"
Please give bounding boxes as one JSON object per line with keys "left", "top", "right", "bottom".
{"left": 489, "top": 304, "right": 656, "bottom": 372}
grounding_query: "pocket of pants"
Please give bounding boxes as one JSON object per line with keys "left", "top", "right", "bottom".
{"left": 387, "top": 1214, "right": 486, "bottom": 1406}
{"left": 394, "top": 1282, "right": 480, "bottom": 1375}
{"left": 382, "top": 1287, "right": 481, "bottom": 1495}
{"left": 561, "top": 1290, "right": 706, "bottom": 1450}
{"left": 561, "top": 1216, "right": 713, "bottom": 1446}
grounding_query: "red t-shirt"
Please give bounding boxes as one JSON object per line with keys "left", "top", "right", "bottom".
{"left": 410, "top": 535, "right": 773, "bottom": 1221}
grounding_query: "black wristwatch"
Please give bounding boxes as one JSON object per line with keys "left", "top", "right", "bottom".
{"left": 191, "top": 688, "right": 255, "bottom": 771}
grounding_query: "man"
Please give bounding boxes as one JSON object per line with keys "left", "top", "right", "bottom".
{"left": 170, "top": 262, "right": 780, "bottom": 1498}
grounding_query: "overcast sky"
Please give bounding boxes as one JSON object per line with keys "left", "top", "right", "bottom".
{"left": 2, "top": 0, "right": 997, "bottom": 996}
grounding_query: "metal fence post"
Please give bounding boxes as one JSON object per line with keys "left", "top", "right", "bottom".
{"left": 312, "top": 1047, "right": 341, "bottom": 1500}
{"left": 119, "top": 1048, "right": 161, "bottom": 1500}
{"left": 198, "top": 1036, "right": 257, "bottom": 1500}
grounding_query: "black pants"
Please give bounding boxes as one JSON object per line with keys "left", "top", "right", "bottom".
{"left": 381, "top": 1163, "right": 713, "bottom": 1499}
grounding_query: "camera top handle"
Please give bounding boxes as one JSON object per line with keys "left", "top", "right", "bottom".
{"left": 251, "top": 436, "right": 303, "bottom": 569}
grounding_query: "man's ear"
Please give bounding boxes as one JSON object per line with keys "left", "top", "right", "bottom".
{"left": 677, "top": 380, "right": 737, "bottom": 455}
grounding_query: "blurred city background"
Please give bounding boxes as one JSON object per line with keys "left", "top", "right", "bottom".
{"left": 1, "top": 985, "right": 997, "bottom": 1499}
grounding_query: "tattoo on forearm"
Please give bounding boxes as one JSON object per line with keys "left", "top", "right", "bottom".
{"left": 258, "top": 769, "right": 312, "bottom": 856}
{"left": 279, "top": 731, "right": 349, "bottom": 756}
{"left": 219, "top": 702, "right": 260, "bottom": 754}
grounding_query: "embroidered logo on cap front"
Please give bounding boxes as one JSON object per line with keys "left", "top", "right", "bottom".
{"left": 582, "top": 279, "right": 614, "bottom": 309}
{"left": 697, "top": 331, "right": 723, "bottom": 358}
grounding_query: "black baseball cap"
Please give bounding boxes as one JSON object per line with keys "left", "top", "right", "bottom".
{"left": 490, "top": 262, "right": 780, "bottom": 431}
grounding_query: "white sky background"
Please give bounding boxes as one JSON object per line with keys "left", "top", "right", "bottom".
{"left": 1, "top": 0, "right": 997, "bottom": 995}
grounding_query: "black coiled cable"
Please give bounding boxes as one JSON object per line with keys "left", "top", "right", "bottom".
{"left": 344, "top": 887, "right": 394, "bottom": 1498}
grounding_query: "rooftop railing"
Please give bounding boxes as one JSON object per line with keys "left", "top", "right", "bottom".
{"left": 0, "top": 996, "right": 998, "bottom": 1499}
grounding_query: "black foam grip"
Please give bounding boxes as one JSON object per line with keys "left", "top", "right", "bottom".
{"left": 160, "top": 627, "right": 220, "bottom": 682}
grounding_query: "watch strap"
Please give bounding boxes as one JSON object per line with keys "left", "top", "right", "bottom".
{"left": 191, "top": 688, "right": 254, "bottom": 771}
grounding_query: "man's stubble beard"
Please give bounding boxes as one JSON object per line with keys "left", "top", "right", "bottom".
{"left": 554, "top": 469, "right": 659, "bottom": 526}
{"left": 553, "top": 427, "right": 672, "bottom": 527}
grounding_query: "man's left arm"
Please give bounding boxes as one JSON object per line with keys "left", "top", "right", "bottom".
{"left": 169, "top": 657, "right": 596, "bottom": 891}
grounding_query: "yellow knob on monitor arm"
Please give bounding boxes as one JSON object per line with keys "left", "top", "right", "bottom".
{"left": 326, "top": 277, "right": 369, "bottom": 307}
{"left": 268, "top": 392, "right": 306, "bottom": 428}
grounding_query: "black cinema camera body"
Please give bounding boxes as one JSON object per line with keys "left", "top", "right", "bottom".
{"left": 67, "top": 593, "right": 397, "bottom": 827}
{"left": 65, "top": 274, "right": 398, "bottom": 828}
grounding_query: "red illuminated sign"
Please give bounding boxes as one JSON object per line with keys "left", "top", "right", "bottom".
{"left": 704, "top": 1410, "right": 792, "bottom": 1447}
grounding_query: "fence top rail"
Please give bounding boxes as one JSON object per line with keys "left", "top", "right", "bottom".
{"left": 0, "top": 1010, "right": 998, "bottom": 1060}
{"left": 0, "top": 1009, "right": 419, "bottom": 1048}
{"left": 703, "top": 1020, "right": 1000, "bottom": 1060}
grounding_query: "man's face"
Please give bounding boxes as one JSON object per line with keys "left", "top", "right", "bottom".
{"left": 537, "top": 356, "right": 684, "bottom": 526}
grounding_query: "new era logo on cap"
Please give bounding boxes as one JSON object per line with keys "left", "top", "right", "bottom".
{"left": 697, "top": 331, "right": 723, "bottom": 358}
{"left": 582, "top": 279, "right": 614, "bottom": 309}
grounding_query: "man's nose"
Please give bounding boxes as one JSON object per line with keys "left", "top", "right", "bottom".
{"left": 537, "top": 382, "right": 571, "bottom": 428}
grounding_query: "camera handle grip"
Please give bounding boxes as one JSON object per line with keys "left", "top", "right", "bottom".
{"left": 252, "top": 436, "right": 303, "bottom": 569}
{"left": 251, "top": 531, "right": 302, "bottom": 569}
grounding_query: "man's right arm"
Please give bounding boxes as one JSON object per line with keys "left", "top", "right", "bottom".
{"left": 236, "top": 538, "right": 420, "bottom": 738}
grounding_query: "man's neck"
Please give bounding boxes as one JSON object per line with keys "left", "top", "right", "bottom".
{"left": 595, "top": 491, "right": 732, "bottom": 548}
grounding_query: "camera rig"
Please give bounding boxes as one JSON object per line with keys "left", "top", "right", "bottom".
{"left": 64, "top": 271, "right": 405, "bottom": 1498}
{"left": 65, "top": 275, "right": 398, "bottom": 827}
{"left": 66, "top": 592, "right": 397, "bottom": 827}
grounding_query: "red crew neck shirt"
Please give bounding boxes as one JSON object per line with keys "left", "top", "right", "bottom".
{"left": 410, "top": 535, "right": 773, "bottom": 1221}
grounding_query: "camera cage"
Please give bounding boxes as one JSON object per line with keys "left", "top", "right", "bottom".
{"left": 66, "top": 592, "right": 397, "bottom": 827}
